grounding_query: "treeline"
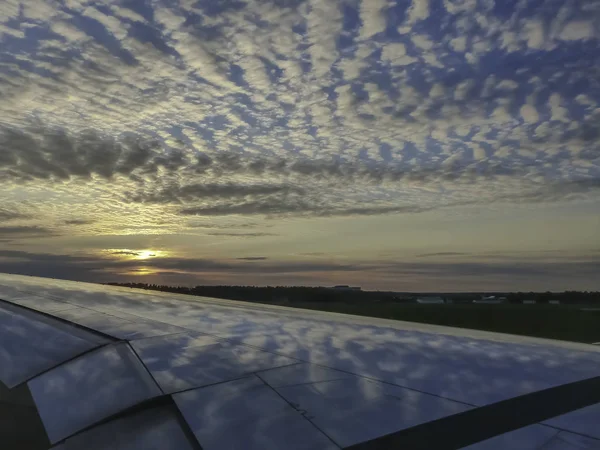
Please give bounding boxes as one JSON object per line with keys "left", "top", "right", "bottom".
{"left": 505, "top": 291, "right": 600, "bottom": 304}
{"left": 106, "top": 283, "right": 600, "bottom": 305}
{"left": 108, "top": 284, "right": 383, "bottom": 303}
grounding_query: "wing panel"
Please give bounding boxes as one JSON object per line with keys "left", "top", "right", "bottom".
{"left": 28, "top": 343, "right": 162, "bottom": 443}
{"left": 257, "top": 362, "right": 352, "bottom": 388}
{"left": 458, "top": 425, "right": 559, "bottom": 449}
{"left": 132, "top": 332, "right": 298, "bottom": 393}
{"left": 49, "top": 307, "right": 187, "bottom": 340}
{"left": 460, "top": 427, "right": 600, "bottom": 450}
{"left": 543, "top": 403, "right": 600, "bottom": 439}
{"left": 7, "top": 296, "right": 74, "bottom": 314}
{"left": 0, "top": 302, "right": 105, "bottom": 388}
{"left": 54, "top": 405, "right": 196, "bottom": 450}
{"left": 542, "top": 432, "right": 600, "bottom": 450}
{"left": 172, "top": 375, "right": 339, "bottom": 450}
{"left": 274, "top": 376, "right": 471, "bottom": 447}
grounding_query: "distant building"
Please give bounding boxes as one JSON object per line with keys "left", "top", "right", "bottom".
{"left": 416, "top": 296, "right": 445, "bottom": 304}
{"left": 474, "top": 296, "right": 506, "bottom": 304}
{"left": 331, "top": 285, "right": 362, "bottom": 291}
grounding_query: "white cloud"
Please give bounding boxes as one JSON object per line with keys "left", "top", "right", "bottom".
{"left": 499, "top": 31, "right": 519, "bottom": 52}
{"left": 520, "top": 104, "right": 539, "bottom": 123}
{"left": 473, "top": 144, "right": 487, "bottom": 161}
{"left": 449, "top": 36, "right": 467, "bottom": 52}
{"left": 429, "top": 83, "right": 445, "bottom": 98}
{"left": 523, "top": 20, "right": 545, "bottom": 50}
{"left": 0, "top": 24, "right": 25, "bottom": 39}
{"left": 443, "top": 0, "right": 478, "bottom": 15}
{"left": 491, "top": 105, "right": 512, "bottom": 123}
{"left": 559, "top": 21, "right": 595, "bottom": 41}
{"left": 337, "top": 55, "right": 365, "bottom": 80}
{"left": 412, "top": 34, "right": 434, "bottom": 51}
{"left": 110, "top": 5, "right": 147, "bottom": 23}
{"left": 22, "top": 0, "right": 60, "bottom": 21}
{"left": 381, "top": 43, "right": 417, "bottom": 66}
{"left": 497, "top": 80, "right": 518, "bottom": 90}
{"left": 575, "top": 94, "right": 595, "bottom": 107}
{"left": 305, "top": 0, "right": 342, "bottom": 79}
{"left": 62, "top": 0, "right": 89, "bottom": 10}
{"left": 0, "top": 0, "right": 20, "bottom": 20}
{"left": 239, "top": 56, "right": 272, "bottom": 92}
{"left": 83, "top": 7, "right": 128, "bottom": 40}
{"left": 406, "top": 0, "right": 430, "bottom": 25}
{"left": 548, "top": 93, "right": 569, "bottom": 122}
{"left": 358, "top": 0, "right": 387, "bottom": 40}
{"left": 454, "top": 80, "right": 473, "bottom": 101}
{"left": 50, "top": 20, "right": 90, "bottom": 43}
{"left": 533, "top": 122, "right": 551, "bottom": 139}
{"left": 464, "top": 52, "right": 477, "bottom": 65}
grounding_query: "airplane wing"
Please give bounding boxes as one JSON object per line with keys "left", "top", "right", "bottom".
{"left": 1, "top": 272, "right": 599, "bottom": 450}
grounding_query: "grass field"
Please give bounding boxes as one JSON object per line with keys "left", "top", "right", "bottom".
{"left": 261, "top": 301, "right": 600, "bottom": 343}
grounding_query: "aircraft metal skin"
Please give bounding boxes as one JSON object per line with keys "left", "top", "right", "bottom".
{"left": 0, "top": 273, "right": 599, "bottom": 450}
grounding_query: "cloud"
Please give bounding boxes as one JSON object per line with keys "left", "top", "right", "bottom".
{"left": 205, "top": 232, "right": 278, "bottom": 237}
{"left": 2, "top": 120, "right": 596, "bottom": 220}
{"left": 559, "top": 21, "right": 594, "bottom": 41}
{"left": 0, "top": 226, "right": 55, "bottom": 238}
{"left": 405, "top": 0, "right": 430, "bottom": 26}
{"left": 180, "top": 198, "right": 434, "bottom": 218}
{"left": 64, "top": 219, "right": 95, "bottom": 225}
{"left": 359, "top": 0, "right": 387, "bottom": 39}
{"left": 0, "top": 209, "right": 28, "bottom": 222}
{"left": 416, "top": 252, "right": 470, "bottom": 258}
{"left": 0, "top": 0, "right": 598, "bottom": 236}
{"left": 235, "top": 257, "right": 268, "bottom": 261}
{"left": 0, "top": 125, "right": 186, "bottom": 182}
{"left": 131, "top": 182, "right": 305, "bottom": 204}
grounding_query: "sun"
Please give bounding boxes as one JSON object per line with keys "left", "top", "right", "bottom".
{"left": 135, "top": 250, "right": 157, "bottom": 260}
{"left": 104, "top": 249, "right": 166, "bottom": 260}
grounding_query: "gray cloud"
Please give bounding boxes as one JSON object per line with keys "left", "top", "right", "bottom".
{"left": 186, "top": 222, "right": 264, "bottom": 229}
{"left": 205, "top": 232, "right": 278, "bottom": 237}
{"left": 0, "top": 209, "right": 28, "bottom": 222}
{"left": 181, "top": 198, "right": 433, "bottom": 217}
{"left": 0, "top": 123, "right": 504, "bottom": 187}
{"left": 0, "top": 125, "right": 183, "bottom": 182}
{"left": 235, "top": 256, "right": 268, "bottom": 261}
{"left": 416, "top": 252, "right": 470, "bottom": 258}
{"left": 2, "top": 124, "right": 599, "bottom": 220}
{"left": 64, "top": 219, "right": 95, "bottom": 225}
{"left": 498, "top": 178, "right": 600, "bottom": 204}
{"left": 131, "top": 182, "right": 304, "bottom": 204}
{"left": 0, "top": 226, "right": 55, "bottom": 238}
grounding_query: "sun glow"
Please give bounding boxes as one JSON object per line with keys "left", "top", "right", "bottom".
{"left": 104, "top": 249, "right": 166, "bottom": 260}
{"left": 135, "top": 250, "right": 157, "bottom": 260}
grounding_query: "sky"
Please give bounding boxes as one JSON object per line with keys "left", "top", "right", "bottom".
{"left": 0, "top": 0, "right": 599, "bottom": 292}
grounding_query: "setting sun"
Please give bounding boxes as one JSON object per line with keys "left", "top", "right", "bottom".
{"left": 104, "top": 249, "right": 166, "bottom": 261}
{"left": 135, "top": 250, "right": 157, "bottom": 260}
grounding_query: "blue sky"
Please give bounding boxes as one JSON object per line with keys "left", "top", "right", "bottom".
{"left": 0, "top": 0, "right": 599, "bottom": 291}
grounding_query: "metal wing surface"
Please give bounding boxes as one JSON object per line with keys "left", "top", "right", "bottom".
{"left": 1, "top": 273, "right": 599, "bottom": 450}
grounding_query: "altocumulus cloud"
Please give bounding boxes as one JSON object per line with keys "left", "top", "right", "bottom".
{"left": 1, "top": 0, "right": 599, "bottom": 224}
